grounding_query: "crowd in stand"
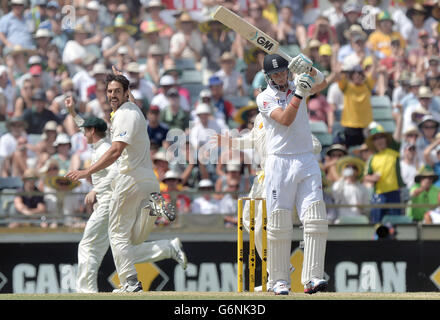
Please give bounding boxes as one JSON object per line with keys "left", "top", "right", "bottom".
{"left": 0, "top": 0, "right": 440, "bottom": 228}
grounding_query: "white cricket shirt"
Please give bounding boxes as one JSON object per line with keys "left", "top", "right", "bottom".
{"left": 232, "top": 113, "right": 267, "bottom": 170}
{"left": 111, "top": 101, "right": 156, "bottom": 181}
{"left": 73, "top": 115, "right": 116, "bottom": 196}
{"left": 256, "top": 81, "right": 313, "bottom": 155}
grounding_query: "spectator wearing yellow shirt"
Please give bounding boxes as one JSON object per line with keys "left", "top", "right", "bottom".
{"left": 258, "top": 0, "right": 278, "bottom": 26}
{"left": 364, "top": 125, "right": 405, "bottom": 223}
{"left": 338, "top": 56, "right": 378, "bottom": 148}
{"left": 367, "top": 11, "right": 406, "bottom": 58}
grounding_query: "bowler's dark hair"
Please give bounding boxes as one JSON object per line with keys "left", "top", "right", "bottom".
{"left": 105, "top": 74, "right": 130, "bottom": 92}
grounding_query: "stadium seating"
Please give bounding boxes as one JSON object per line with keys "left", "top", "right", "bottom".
{"left": 280, "top": 44, "right": 301, "bottom": 57}
{"left": 180, "top": 69, "right": 203, "bottom": 84}
{"left": 371, "top": 95, "right": 392, "bottom": 109}
{"left": 309, "top": 120, "right": 328, "bottom": 133}
{"left": 0, "top": 177, "right": 23, "bottom": 190}
{"left": 181, "top": 83, "right": 206, "bottom": 106}
{"left": 310, "top": 121, "right": 332, "bottom": 147}
{"left": 335, "top": 215, "right": 369, "bottom": 224}
{"left": 0, "top": 177, "right": 23, "bottom": 222}
{"left": 373, "top": 107, "right": 393, "bottom": 121}
{"left": 174, "top": 58, "right": 196, "bottom": 70}
{"left": 381, "top": 215, "right": 413, "bottom": 224}
{"left": 376, "top": 119, "right": 396, "bottom": 133}
{"left": 235, "top": 59, "right": 248, "bottom": 73}
{"left": 224, "top": 95, "right": 251, "bottom": 108}
{"left": 314, "top": 132, "right": 333, "bottom": 147}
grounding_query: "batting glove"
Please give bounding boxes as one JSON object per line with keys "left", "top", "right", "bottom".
{"left": 288, "top": 53, "right": 313, "bottom": 75}
{"left": 294, "top": 73, "right": 315, "bottom": 98}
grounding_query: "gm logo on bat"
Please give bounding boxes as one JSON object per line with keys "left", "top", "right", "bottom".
{"left": 250, "top": 32, "right": 274, "bottom": 51}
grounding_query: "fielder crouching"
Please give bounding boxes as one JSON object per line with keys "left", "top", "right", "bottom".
{"left": 255, "top": 53, "right": 329, "bottom": 295}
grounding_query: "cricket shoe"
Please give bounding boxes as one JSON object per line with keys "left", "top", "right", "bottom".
{"left": 273, "top": 280, "right": 290, "bottom": 295}
{"left": 112, "top": 281, "right": 143, "bottom": 293}
{"left": 149, "top": 192, "right": 176, "bottom": 222}
{"left": 254, "top": 283, "right": 274, "bottom": 292}
{"left": 255, "top": 265, "right": 294, "bottom": 292}
{"left": 171, "top": 237, "right": 188, "bottom": 270}
{"left": 304, "top": 278, "right": 328, "bottom": 294}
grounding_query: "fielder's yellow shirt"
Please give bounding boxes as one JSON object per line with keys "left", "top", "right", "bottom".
{"left": 367, "top": 31, "right": 406, "bottom": 57}
{"left": 366, "top": 148, "right": 404, "bottom": 194}
{"left": 339, "top": 74, "right": 375, "bottom": 128}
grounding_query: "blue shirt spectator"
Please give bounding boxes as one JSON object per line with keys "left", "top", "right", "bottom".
{"left": 0, "top": 1, "right": 35, "bottom": 50}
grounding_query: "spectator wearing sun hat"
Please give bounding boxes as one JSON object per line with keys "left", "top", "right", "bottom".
{"left": 76, "top": 1, "right": 107, "bottom": 45}
{"left": 125, "top": 61, "right": 156, "bottom": 105}
{"left": 137, "top": 20, "right": 170, "bottom": 60}
{"left": 363, "top": 125, "right": 405, "bottom": 223}
{"left": 144, "top": 44, "right": 167, "bottom": 86}
{"left": 400, "top": 143, "right": 420, "bottom": 189}
{"left": 403, "top": 3, "right": 437, "bottom": 48}
{"left": 214, "top": 51, "right": 248, "bottom": 97}
{"left": 323, "top": 143, "right": 348, "bottom": 185}
{"left": 190, "top": 179, "right": 221, "bottom": 215}
{"left": 143, "top": 0, "right": 174, "bottom": 39}
{"left": 318, "top": 44, "right": 333, "bottom": 76}
{"left": 367, "top": 11, "right": 406, "bottom": 58}
{"left": 150, "top": 75, "right": 190, "bottom": 112}
{"left": 169, "top": 11, "right": 203, "bottom": 61}
{"left": 189, "top": 102, "right": 228, "bottom": 150}
{"left": 9, "top": 168, "right": 46, "bottom": 229}
{"left": 209, "top": 75, "right": 236, "bottom": 122}
{"left": 407, "top": 165, "right": 440, "bottom": 222}
{"left": 335, "top": 1, "right": 363, "bottom": 46}
{"left": 161, "top": 170, "right": 191, "bottom": 214}
{"left": 332, "top": 155, "right": 370, "bottom": 222}
{"left": 0, "top": 116, "right": 29, "bottom": 175}
{"left": 159, "top": 88, "right": 190, "bottom": 131}
{"left": 102, "top": 14, "right": 137, "bottom": 62}
{"left": 62, "top": 23, "right": 93, "bottom": 65}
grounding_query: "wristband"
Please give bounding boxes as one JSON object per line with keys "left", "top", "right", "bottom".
{"left": 289, "top": 100, "right": 300, "bottom": 109}
{"left": 293, "top": 93, "right": 303, "bottom": 100}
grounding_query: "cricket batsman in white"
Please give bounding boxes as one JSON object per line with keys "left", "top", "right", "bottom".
{"left": 213, "top": 111, "right": 322, "bottom": 292}
{"left": 66, "top": 73, "right": 185, "bottom": 293}
{"left": 254, "top": 53, "right": 329, "bottom": 295}
{"left": 65, "top": 96, "right": 187, "bottom": 293}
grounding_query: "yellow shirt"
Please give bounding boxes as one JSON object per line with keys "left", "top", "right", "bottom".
{"left": 366, "top": 148, "right": 403, "bottom": 194}
{"left": 339, "top": 74, "right": 375, "bottom": 128}
{"left": 263, "top": 3, "right": 278, "bottom": 26}
{"left": 367, "top": 31, "right": 406, "bottom": 57}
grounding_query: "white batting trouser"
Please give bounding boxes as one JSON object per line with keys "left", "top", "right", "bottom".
{"left": 264, "top": 152, "right": 326, "bottom": 285}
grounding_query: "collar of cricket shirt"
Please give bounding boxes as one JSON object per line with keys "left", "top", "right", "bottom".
{"left": 92, "top": 137, "right": 106, "bottom": 150}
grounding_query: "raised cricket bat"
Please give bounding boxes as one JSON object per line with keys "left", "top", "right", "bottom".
{"left": 212, "top": 6, "right": 293, "bottom": 62}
